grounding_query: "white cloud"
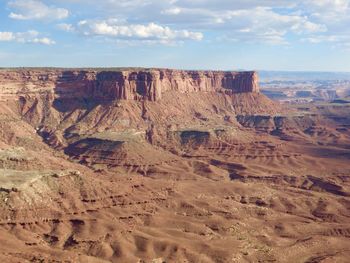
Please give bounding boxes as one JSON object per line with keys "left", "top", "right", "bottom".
{"left": 31, "top": 37, "right": 56, "bottom": 45}
{"left": 36, "top": 0, "right": 350, "bottom": 47}
{"left": 301, "top": 34, "right": 350, "bottom": 52}
{"left": 306, "top": 0, "right": 349, "bottom": 13}
{"left": 85, "top": 1, "right": 327, "bottom": 45}
{"left": 290, "top": 20, "right": 327, "bottom": 34}
{"left": 0, "top": 30, "right": 55, "bottom": 45}
{"left": 77, "top": 20, "right": 203, "bottom": 41}
{"left": 215, "top": 7, "right": 326, "bottom": 44}
{"left": 8, "top": 0, "right": 69, "bottom": 20}
{"left": 162, "top": 8, "right": 182, "bottom": 15}
{"left": 0, "top": 32, "right": 15, "bottom": 41}
{"left": 57, "top": 23, "right": 75, "bottom": 32}
{"left": 302, "top": 35, "right": 340, "bottom": 44}
{"left": 303, "top": 0, "right": 350, "bottom": 25}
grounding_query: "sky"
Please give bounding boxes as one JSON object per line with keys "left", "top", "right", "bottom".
{"left": 1, "top": 0, "right": 350, "bottom": 71}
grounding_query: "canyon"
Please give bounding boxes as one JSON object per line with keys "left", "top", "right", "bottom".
{"left": 0, "top": 68, "right": 349, "bottom": 263}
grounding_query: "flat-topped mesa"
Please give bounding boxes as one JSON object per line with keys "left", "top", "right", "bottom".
{"left": 0, "top": 69, "right": 259, "bottom": 101}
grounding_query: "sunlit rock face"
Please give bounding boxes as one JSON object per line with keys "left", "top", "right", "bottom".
{"left": 0, "top": 69, "right": 259, "bottom": 102}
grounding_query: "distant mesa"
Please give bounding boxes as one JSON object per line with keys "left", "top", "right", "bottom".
{"left": 0, "top": 68, "right": 259, "bottom": 102}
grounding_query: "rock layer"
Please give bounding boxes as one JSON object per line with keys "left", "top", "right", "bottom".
{"left": 0, "top": 69, "right": 259, "bottom": 101}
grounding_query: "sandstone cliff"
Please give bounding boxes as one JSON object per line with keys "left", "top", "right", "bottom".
{"left": 0, "top": 69, "right": 259, "bottom": 102}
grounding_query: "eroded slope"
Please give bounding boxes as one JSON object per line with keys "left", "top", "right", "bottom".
{"left": 0, "top": 69, "right": 349, "bottom": 263}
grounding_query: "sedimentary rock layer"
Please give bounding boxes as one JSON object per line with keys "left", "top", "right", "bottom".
{"left": 0, "top": 69, "right": 259, "bottom": 101}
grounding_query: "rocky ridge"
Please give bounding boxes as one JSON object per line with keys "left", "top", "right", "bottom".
{"left": 0, "top": 69, "right": 259, "bottom": 102}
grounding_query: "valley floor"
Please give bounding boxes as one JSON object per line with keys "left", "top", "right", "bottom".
{"left": 0, "top": 93, "right": 349, "bottom": 263}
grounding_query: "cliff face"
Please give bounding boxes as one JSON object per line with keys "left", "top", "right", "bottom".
{"left": 0, "top": 69, "right": 259, "bottom": 102}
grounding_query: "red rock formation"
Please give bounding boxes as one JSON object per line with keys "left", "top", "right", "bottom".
{"left": 0, "top": 69, "right": 259, "bottom": 102}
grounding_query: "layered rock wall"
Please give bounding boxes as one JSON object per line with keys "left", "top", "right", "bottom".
{"left": 0, "top": 69, "right": 259, "bottom": 101}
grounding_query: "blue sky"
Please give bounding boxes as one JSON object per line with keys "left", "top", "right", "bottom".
{"left": 1, "top": 0, "right": 350, "bottom": 71}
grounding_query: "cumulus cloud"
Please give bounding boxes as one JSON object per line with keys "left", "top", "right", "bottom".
{"left": 302, "top": 35, "right": 341, "bottom": 44}
{"left": 8, "top": 0, "right": 69, "bottom": 20}
{"left": 57, "top": 23, "right": 75, "bottom": 32}
{"left": 31, "top": 37, "right": 56, "bottom": 45}
{"left": 302, "top": 34, "right": 350, "bottom": 51}
{"left": 305, "top": 0, "right": 349, "bottom": 13}
{"left": 162, "top": 8, "right": 182, "bottom": 15}
{"left": 217, "top": 7, "right": 326, "bottom": 44}
{"left": 0, "top": 30, "right": 55, "bottom": 45}
{"left": 41, "top": 0, "right": 350, "bottom": 47}
{"left": 67, "top": 20, "right": 203, "bottom": 42}
{"left": 0, "top": 32, "right": 15, "bottom": 41}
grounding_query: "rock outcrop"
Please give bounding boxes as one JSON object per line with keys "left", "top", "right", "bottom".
{"left": 0, "top": 69, "right": 259, "bottom": 102}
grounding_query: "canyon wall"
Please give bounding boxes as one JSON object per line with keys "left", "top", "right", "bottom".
{"left": 0, "top": 69, "right": 259, "bottom": 101}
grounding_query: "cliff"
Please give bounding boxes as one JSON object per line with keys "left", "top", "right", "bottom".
{"left": 0, "top": 69, "right": 259, "bottom": 102}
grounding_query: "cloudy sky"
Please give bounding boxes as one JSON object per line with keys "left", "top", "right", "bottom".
{"left": 1, "top": 0, "right": 350, "bottom": 71}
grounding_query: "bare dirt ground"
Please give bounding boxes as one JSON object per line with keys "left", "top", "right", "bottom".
{"left": 0, "top": 92, "right": 349, "bottom": 263}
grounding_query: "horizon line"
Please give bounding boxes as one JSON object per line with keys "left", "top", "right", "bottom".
{"left": 1, "top": 66, "right": 350, "bottom": 74}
